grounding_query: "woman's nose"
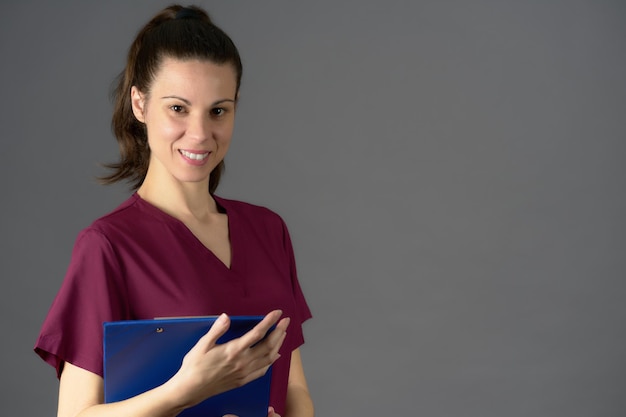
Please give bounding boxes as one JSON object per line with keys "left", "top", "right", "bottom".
{"left": 186, "top": 115, "right": 211, "bottom": 142}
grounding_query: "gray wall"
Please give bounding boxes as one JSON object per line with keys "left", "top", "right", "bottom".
{"left": 2, "top": 1, "right": 625, "bottom": 416}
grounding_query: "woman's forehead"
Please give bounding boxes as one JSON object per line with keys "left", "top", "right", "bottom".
{"left": 150, "top": 57, "right": 238, "bottom": 97}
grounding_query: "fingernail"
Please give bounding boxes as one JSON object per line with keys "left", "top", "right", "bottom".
{"left": 216, "top": 313, "right": 227, "bottom": 325}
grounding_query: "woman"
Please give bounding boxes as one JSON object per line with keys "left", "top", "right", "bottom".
{"left": 34, "top": 5, "right": 314, "bottom": 417}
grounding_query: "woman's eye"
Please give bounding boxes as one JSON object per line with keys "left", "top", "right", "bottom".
{"left": 211, "top": 108, "right": 225, "bottom": 116}
{"left": 170, "top": 105, "right": 184, "bottom": 113}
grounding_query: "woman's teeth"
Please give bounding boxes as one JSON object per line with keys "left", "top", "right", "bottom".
{"left": 180, "top": 150, "right": 209, "bottom": 160}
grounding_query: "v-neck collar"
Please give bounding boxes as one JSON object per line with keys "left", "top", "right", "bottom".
{"left": 131, "top": 193, "right": 241, "bottom": 273}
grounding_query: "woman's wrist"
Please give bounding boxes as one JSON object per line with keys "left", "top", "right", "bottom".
{"left": 156, "top": 375, "right": 194, "bottom": 415}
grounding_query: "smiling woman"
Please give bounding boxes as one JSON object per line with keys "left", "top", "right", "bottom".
{"left": 34, "top": 5, "right": 314, "bottom": 417}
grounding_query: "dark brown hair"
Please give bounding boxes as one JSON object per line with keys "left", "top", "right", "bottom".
{"left": 100, "top": 4, "right": 243, "bottom": 193}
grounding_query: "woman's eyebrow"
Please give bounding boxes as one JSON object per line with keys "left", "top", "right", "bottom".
{"left": 213, "top": 98, "right": 236, "bottom": 106}
{"left": 161, "top": 96, "right": 235, "bottom": 106}
{"left": 161, "top": 95, "right": 191, "bottom": 105}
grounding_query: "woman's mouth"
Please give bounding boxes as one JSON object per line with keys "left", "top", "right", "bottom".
{"left": 179, "top": 149, "right": 210, "bottom": 161}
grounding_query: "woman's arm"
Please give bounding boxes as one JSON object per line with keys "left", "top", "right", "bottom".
{"left": 57, "top": 311, "right": 289, "bottom": 417}
{"left": 284, "top": 349, "right": 314, "bottom": 417}
{"left": 58, "top": 363, "right": 185, "bottom": 417}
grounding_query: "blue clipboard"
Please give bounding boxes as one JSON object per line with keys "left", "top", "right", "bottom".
{"left": 103, "top": 316, "right": 272, "bottom": 417}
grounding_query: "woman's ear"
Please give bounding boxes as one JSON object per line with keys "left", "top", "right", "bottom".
{"left": 130, "top": 86, "right": 146, "bottom": 123}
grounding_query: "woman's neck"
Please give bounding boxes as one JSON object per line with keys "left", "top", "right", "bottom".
{"left": 137, "top": 173, "right": 219, "bottom": 223}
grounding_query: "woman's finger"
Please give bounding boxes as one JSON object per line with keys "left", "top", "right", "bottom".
{"left": 192, "top": 313, "right": 231, "bottom": 353}
{"left": 235, "top": 310, "right": 284, "bottom": 348}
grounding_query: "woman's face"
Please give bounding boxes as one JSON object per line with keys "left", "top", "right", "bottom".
{"left": 131, "top": 57, "right": 238, "bottom": 187}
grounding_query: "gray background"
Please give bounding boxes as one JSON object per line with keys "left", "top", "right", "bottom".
{"left": 1, "top": 1, "right": 625, "bottom": 416}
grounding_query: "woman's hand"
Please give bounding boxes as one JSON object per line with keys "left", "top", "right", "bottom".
{"left": 166, "top": 310, "right": 290, "bottom": 411}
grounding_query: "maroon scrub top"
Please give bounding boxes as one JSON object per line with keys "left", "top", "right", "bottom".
{"left": 35, "top": 193, "right": 312, "bottom": 415}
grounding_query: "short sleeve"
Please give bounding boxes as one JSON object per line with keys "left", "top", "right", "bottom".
{"left": 281, "top": 218, "right": 312, "bottom": 349}
{"left": 34, "top": 228, "right": 128, "bottom": 378}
